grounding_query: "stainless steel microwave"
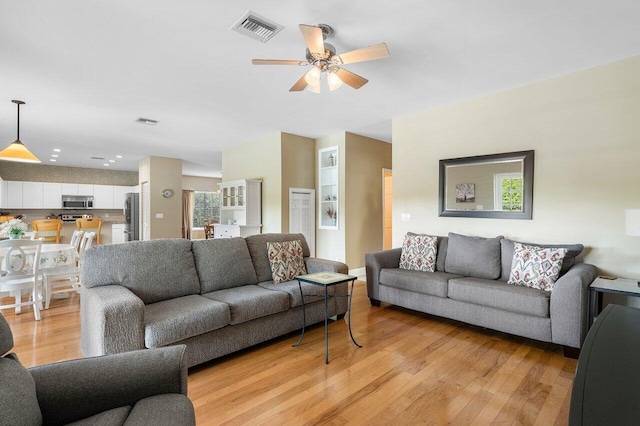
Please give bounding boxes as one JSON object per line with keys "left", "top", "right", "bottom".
{"left": 62, "top": 195, "right": 94, "bottom": 209}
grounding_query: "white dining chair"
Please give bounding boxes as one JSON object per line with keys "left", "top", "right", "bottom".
{"left": 70, "top": 230, "right": 84, "bottom": 251}
{"left": 43, "top": 232, "right": 95, "bottom": 309}
{"left": 0, "top": 239, "right": 44, "bottom": 321}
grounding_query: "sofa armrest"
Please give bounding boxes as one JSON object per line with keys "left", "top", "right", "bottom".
{"left": 304, "top": 257, "right": 348, "bottom": 274}
{"left": 550, "top": 262, "right": 598, "bottom": 348}
{"left": 81, "top": 285, "right": 145, "bottom": 357}
{"left": 365, "top": 248, "right": 402, "bottom": 302}
{"left": 30, "top": 345, "right": 188, "bottom": 426}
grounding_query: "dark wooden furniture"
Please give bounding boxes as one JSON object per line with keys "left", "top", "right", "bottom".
{"left": 570, "top": 304, "right": 640, "bottom": 425}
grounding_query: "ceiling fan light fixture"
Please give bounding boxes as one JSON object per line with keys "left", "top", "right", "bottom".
{"left": 304, "top": 67, "right": 321, "bottom": 87}
{"left": 0, "top": 100, "right": 41, "bottom": 164}
{"left": 307, "top": 84, "right": 321, "bottom": 94}
{"left": 327, "top": 68, "right": 343, "bottom": 91}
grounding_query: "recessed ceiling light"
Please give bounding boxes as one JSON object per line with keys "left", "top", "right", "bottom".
{"left": 50, "top": 159, "right": 57, "bottom": 162}
{"left": 109, "top": 160, "right": 115, "bottom": 163}
{"left": 103, "top": 163, "right": 109, "bottom": 166}
{"left": 116, "top": 155, "right": 123, "bottom": 159}
{"left": 53, "top": 148, "right": 61, "bottom": 152}
{"left": 51, "top": 154, "right": 59, "bottom": 158}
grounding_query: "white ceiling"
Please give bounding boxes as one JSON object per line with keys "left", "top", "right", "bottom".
{"left": 1, "top": 1, "right": 639, "bottom": 177}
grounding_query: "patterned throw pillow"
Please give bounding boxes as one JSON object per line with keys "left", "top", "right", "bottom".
{"left": 267, "top": 240, "right": 307, "bottom": 284}
{"left": 508, "top": 242, "right": 568, "bottom": 291}
{"left": 399, "top": 233, "right": 438, "bottom": 272}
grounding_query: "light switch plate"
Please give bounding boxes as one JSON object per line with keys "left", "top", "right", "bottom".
{"left": 401, "top": 213, "right": 411, "bottom": 222}
{"left": 155, "top": 213, "right": 163, "bottom": 219}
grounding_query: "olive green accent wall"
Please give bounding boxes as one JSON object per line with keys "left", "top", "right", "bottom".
{"left": 0, "top": 163, "right": 138, "bottom": 185}
{"left": 393, "top": 56, "right": 640, "bottom": 281}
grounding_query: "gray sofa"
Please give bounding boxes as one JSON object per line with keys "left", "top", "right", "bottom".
{"left": 366, "top": 233, "right": 598, "bottom": 354}
{"left": 0, "top": 312, "right": 194, "bottom": 426}
{"left": 81, "top": 233, "right": 348, "bottom": 368}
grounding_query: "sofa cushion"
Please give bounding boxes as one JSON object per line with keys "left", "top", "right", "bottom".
{"left": 203, "top": 285, "right": 290, "bottom": 325}
{"left": 500, "top": 239, "right": 583, "bottom": 281}
{"left": 448, "top": 277, "right": 550, "bottom": 318}
{"left": 435, "top": 236, "right": 449, "bottom": 272}
{"left": 379, "top": 269, "right": 462, "bottom": 298}
{"left": 192, "top": 238, "right": 257, "bottom": 292}
{"left": 267, "top": 240, "right": 308, "bottom": 284}
{"left": 144, "top": 295, "right": 231, "bottom": 348}
{"left": 0, "top": 311, "right": 13, "bottom": 356}
{"left": 257, "top": 280, "right": 337, "bottom": 307}
{"left": 67, "top": 406, "right": 131, "bottom": 426}
{"left": 125, "top": 394, "right": 195, "bottom": 426}
{"left": 399, "top": 233, "right": 437, "bottom": 272}
{"left": 444, "top": 233, "right": 502, "bottom": 280}
{"left": 0, "top": 356, "right": 43, "bottom": 426}
{"left": 245, "top": 233, "right": 311, "bottom": 283}
{"left": 507, "top": 243, "right": 568, "bottom": 292}
{"left": 82, "top": 239, "right": 201, "bottom": 305}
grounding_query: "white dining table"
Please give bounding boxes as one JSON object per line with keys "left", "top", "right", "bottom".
{"left": 0, "top": 243, "right": 78, "bottom": 272}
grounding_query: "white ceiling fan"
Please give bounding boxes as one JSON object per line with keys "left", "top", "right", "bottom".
{"left": 252, "top": 24, "right": 390, "bottom": 93}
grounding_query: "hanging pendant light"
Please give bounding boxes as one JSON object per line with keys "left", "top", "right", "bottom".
{"left": 0, "top": 100, "right": 41, "bottom": 163}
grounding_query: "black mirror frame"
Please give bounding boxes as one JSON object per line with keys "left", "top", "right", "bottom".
{"left": 438, "top": 150, "right": 534, "bottom": 219}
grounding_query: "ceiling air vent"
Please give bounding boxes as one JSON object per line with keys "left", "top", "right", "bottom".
{"left": 135, "top": 117, "right": 157, "bottom": 125}
{"left": 231, "top": 11, "right": 284, "bottom": 43}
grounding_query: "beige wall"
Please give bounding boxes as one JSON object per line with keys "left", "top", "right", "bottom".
{"left": 139, "top": 156, "right": 182, "bottom": 239}
{"left": 0, "top": 163, "right": 138, "bottom": 185}
{"left": 314, "top": 132, "right": 391, "bottom": 268}
{"left": 222, "top": 133, "right": 282, "bottom": 233}
{"left": 182, "top": 175, "right": 221, "bottom": 191}
{"left": 393, "top": 56, "right": 640, "bottom": 282}
{"left": 281, "top": 133, "right": 315, "bottom": 231}
{"left": 345, "top": 133, "right": 392, "bottom": 269}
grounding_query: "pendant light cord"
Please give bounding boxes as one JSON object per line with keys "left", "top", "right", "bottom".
{"left": 16, "top": 102, "right": 20, "bottom": 141}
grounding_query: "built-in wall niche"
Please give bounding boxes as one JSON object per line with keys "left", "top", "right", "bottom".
{"left": 319, "top": 146, "right": 338, "bottom": 230}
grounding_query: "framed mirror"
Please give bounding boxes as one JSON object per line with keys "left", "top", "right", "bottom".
{"left": 439, "top": 150, "right": 534, "bottom": 219}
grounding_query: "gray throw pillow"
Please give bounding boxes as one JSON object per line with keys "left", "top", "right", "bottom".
{"left": 0, "top": 356, "right": 43, "bottom": 425}
{"left": 444, "top": 233, "right": 503, "bottom": 279}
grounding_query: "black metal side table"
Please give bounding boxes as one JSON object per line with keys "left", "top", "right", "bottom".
{"left": 589, "top": 276, "right": 640, "bottom": 327}
{"left": 293, "top": 272, "right": 362, "bottom": 364}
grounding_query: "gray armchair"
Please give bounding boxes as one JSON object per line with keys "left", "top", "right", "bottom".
{"left": 0, "top": 313, "right": 195, "bottom": 426}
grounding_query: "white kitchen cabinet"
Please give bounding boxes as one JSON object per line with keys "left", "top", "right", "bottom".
{"left": 0, "top": 178, "right": 5, "bottom": 208}
{"left": 93, "top": 185, "right": 114, "bottom": 209}
{"left": 61, "top": 183, "right": 78, "bottom": 195}
{"left": 7, "top": 181, "right": 23, "bottom": 209}
{"left": 112, "top": 186, "right": 135, "bottom": 211}
{"left": 22, "top": 182, "right": 44, "bottom": 208}
{"left": 218, "top": 179, "right": 262, "bottom": 230}
{"left": 42, "top": 183, "right": 62, "bottom": 209}
{"left": 78, "top": 184, "right": 93, "bottom": 196}
{"left": 111, "top": 223, "right": 126, "bottom": 244}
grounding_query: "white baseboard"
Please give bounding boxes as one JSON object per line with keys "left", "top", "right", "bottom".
{"left": 349, "top": 267, "right": 366, "bottom": 281}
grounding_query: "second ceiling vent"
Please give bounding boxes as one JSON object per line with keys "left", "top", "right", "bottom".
{"left": 231, "top": 10, "right": 284, "bottom": 43}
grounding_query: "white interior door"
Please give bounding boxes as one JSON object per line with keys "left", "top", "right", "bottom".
{"left": 289, "top": 188, "right": 315, "bottom": 257}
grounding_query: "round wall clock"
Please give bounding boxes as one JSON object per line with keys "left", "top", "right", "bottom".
{"left": 161, "top": 188, "right": 174, "bottom": 198}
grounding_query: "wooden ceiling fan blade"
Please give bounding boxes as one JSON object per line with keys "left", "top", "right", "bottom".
{"left": 336, "top": 43, "right": 390, "bottom": 64}
{"left": 252, "top": 59, "right": 307, "bottom": 66}
{"left": 299, "top": 24, "right": 325, "bottom": 57}
{"left": 335, "top": 68, "right": 368, "bottom": 89}
{"left": 289, "top": 73, "right": 309, "bottom": 92}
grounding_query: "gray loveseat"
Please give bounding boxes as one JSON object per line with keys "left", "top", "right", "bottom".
{"left": 366, "top": 233, "right": 598, "bottom": 355}
{"left": 81, "top": 233, "right": 348, "bottom": 368}
{"left": 0, "top": 312, "right": 194, "bottom": 426}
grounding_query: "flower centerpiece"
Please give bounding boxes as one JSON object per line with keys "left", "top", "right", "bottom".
{"left": 0, "top": 218, "right": 28, "bottom": 239}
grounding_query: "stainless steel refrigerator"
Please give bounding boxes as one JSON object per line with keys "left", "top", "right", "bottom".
{"left": 124, "top": 193, "right": 139, "bottom": 241}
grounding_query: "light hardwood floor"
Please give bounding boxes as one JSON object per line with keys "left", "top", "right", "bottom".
{"left": 3, "top": 282, "right": 575, "bottom": 425}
